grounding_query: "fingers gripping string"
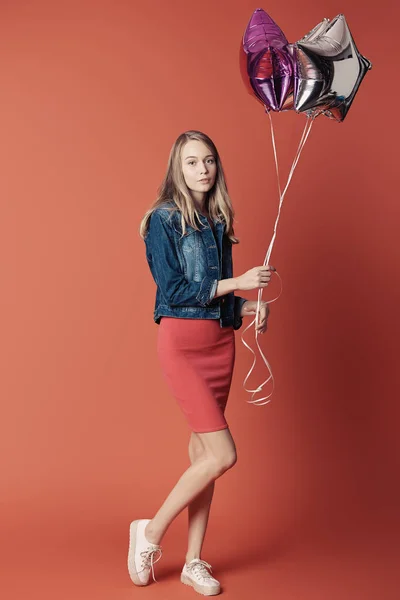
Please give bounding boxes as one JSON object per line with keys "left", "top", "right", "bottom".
{"left": 241, "top": 110, "right": 315, "bottom": 405}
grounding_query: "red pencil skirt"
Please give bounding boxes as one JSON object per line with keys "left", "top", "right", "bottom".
{"left": 157, "top": 317, "right": 235, "bottom": 433}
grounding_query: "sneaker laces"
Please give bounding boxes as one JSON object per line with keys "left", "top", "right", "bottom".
{"left": 138, "top": 546, "right": 163, "bottom": 582}
{"left": 187, "top": 559, "right": 214, "bottom": 581}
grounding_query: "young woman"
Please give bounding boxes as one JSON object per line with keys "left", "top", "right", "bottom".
{"left": 128, "top": 130, "right": 274, "bottom": 595}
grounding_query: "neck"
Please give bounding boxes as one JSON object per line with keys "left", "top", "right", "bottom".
{"left": 191, "top": 192, "right": 208, "bottom": 215}
{"left": 193, "top": 201, "right": 208, "bottom": 217}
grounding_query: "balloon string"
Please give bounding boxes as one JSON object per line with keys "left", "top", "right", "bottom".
{"left": 241, "top": 111, "right": 315, "bottom": 405}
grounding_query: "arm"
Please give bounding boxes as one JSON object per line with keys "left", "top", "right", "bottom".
{"left": 146, "top": 210, "right": 218, "bottom": 307}
{"left": 214, "top": 278, "right": 238, "bottom": 298}
{"left": 218, "top": 238, "right": 248, "bottom": 328}
{"left": 214, "top": 278, "right": 247, "bottom": 329}
{"left": 214, "top": 278, "right": 248, "bottom": 329}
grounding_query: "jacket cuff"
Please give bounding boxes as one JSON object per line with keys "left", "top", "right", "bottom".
{"left": 233, "top": 295, "right": 248, "bottom": 330}
{"left": 196, "top": 276, "right": 219, "bottom": 306}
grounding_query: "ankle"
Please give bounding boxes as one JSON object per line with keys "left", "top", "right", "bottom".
{"left": 144, "top": 522, "right": 162, "bottom": 546}
{"left": 186, "top": 554, "right": 200, "bottom": 564}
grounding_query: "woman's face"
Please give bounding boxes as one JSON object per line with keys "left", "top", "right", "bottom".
{"left": 181, "top": 140, "right": 217, "bottom": 198}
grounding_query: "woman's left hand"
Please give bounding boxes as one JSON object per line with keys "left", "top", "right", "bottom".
{"left": 240, "top": 300, "right": 270, "bottom": 333}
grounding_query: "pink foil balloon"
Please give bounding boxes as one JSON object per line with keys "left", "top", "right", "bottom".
{"left": 240, "top": 8, "right": 293, "bottom": 111}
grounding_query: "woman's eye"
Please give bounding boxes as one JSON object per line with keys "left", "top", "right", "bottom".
{"left": 187, "top": 159, "right": 214, "bottom": 166}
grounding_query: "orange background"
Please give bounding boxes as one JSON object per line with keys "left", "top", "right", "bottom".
{"left": 1, "top": 1, "right": 399, "bottom": 598}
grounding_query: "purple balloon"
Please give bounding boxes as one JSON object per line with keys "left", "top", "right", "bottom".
{"left": 241, "top": 8, "right": 293, "bottom": 111}
{"left": 240, "top": 10, "right": 371, "bottom": 122}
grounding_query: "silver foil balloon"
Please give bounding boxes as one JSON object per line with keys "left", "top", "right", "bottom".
{"left": 291, "top": 14, "right": 372, "bottom": 121}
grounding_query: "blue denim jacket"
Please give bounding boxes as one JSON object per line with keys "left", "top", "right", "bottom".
{"left": 144, "top": 201, "right": 248, "bottom": 330}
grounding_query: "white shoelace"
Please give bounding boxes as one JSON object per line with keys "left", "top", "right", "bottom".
{"left": 187, "top": 559, "right": 215, "bottom": 582}
{"left": 138, "top": 546, "right": 163, "bottom": 582}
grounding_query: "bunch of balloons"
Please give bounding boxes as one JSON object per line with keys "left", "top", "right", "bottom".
{"left": 238, "top": 9, "right": 372, "bottom": 407}
{"left": 240, "top": 9, "right": 372, "bottom": 122}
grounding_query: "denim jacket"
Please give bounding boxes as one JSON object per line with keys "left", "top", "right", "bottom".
{"left": 144, "top": 201, "right": 248, "bottom": 330}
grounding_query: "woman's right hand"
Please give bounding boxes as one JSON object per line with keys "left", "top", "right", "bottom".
{"left": 235, "top": 265, "right": 275, "bottom": 291}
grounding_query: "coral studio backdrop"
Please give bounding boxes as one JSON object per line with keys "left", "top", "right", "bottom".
{"left": 1, "top": 1, "right": 399, "bottom": 599}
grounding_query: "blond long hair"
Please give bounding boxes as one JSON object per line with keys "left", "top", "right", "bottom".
{"left": 139, "top": 130, "right": 240, "bottom": 244}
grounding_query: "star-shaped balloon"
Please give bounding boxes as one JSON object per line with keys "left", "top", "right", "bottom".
{"left": 291, "top": 14, "right": 372, "bottom": 121}
{"left": 240, "top": 8, "right": 293, "bottom": 112}
{"left": 240, "top": 10, "right": 372, "bottom": 122}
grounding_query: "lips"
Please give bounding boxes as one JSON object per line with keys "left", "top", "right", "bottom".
{"left": 198, "top": 179, "right": 209, "bottom": 183}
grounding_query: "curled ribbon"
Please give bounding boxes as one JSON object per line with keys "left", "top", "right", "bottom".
{"left": 241, "top": 109, "right": 316, "bottom": 405}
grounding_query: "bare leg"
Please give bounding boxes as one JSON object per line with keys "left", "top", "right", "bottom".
{"left": 186, "top": 432, "right": 215, "bottom": 564}
{"left": 144, "top": 428, "right": 236, "bottom": 546}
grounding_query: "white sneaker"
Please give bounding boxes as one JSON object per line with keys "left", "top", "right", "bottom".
{"left": 127, "top": 519, "right": 162, "bottom": 585}
{"left": 181, "top": 558, "right": 221, "bottom": 596}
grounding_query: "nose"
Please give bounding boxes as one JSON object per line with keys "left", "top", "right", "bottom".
{"left": 199, "top": 161, "right": 209, "bottom": 175}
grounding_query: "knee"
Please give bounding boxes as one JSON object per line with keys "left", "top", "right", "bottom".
{"left": 212, "top": 451, "right": 237, "bottom": 477}
{"left": 189, "top": 432, "right": 238, "bottom": 476}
